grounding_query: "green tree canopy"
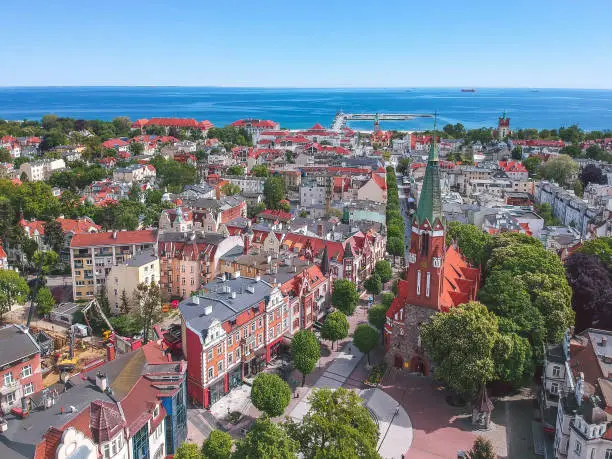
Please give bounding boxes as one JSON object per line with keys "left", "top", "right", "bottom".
{"left": 364, "top": 273, "right": 382, "bottom": 295}
{"left": 251, "top": 164, "right": 269, "bottom": 177}
{"left": 466, "top": 436, "right": 496, "bottom": 459}
{"left": 234, "top": 417, "right": 297, "bottom": 459}
{"left": 226, "top": 165, "right": 244, "bottom": 176}
{"left": 251, "top": 373, "right": 291, "bottom": 417}
{"left": 577, "top": 237, "right": 612, "bottom": 272}
{"left": 331, "top": 279, "right": 360, "bottom": 315}
{"left": 201, "top": 430, "right": 232, "bottom": 459}
{"left": 396, "top": 157, "right": 412, "bottom": 175}
{"left": 320, "top": 310, "right": 349, "bottom": 349}
{"left": 374, "top": 260, "right": 392, "bottom": 283}
{"left": 285, "top": 387, "right": 380, "bottom": 459}
{"left": 291, "top": 329, "right": 320, "bottom": 386}
{"left": 131, "top": 282, "right": 163, "bottom": 344}
{"left": 446, "top": 222, "right": 492, "bottom": 266}
{"left": 36, "top": 287, "right": 55, "bottom": 316}
{"left": 523, "top": 155, "right": 541, "bottom": 176}
{"left": 263, "top": 176, "right": 286, "bottom": 210}
{"left": 220, "top": 182, "right": 241, "bottom": 196}
{"left": 368, "top": 304, "right": 388, "bottom": 331}
{"left": 353, "top": 324, "right": 378, "bottom": 365}
{"left": 381, "top": 292, "right": 395, "bottom": 310}
{"left": 174, "top": 443, "right": 203, "bottom": 459}
{"left": 539, "top": 154, "right": 578, "bottom": 187}
{"left": 44, "top": 219, "right": 65, "bottom": 254}
{"left": 0, "top": 269, "right": 29, "bottom": 322}
{"left": 421, "top": 302, "right": 498, "bottom": 397}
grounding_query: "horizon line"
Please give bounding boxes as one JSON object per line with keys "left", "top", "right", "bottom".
{"left": 1, "top": 85, "right": 612, "bottom": 91}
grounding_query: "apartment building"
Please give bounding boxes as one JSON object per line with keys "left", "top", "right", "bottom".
{"left": 179, "top": 274, "right": 288, "bottom": 408}
{"left": 0, "top": 325, "right": 43, "bottom": 415}
{"left": 69, "top": 230, "right": 157, "bottom": 299}
{"left": 106, "top": 251, "right": 160, "bottom": 314}
{"left": 18, "top": 158, "right": 65, "bottom": 182}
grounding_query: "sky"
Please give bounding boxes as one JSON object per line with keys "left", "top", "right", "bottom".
{"left": 1, "top": 0, "right": 611, "bottom": 88}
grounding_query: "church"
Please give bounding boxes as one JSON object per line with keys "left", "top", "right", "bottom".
{"left": 384, "top": 135, "right": 480, "bottom": 374}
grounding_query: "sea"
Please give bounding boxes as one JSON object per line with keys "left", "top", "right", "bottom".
{"left": 0, "top": 87, "right": 611, "bottom": 132}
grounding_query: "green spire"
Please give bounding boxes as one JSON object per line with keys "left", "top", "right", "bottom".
{"left": 415, "top": 114, "right": 442, "bottom": 225}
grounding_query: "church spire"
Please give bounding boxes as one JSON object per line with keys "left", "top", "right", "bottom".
{"left": 415, "top": 114, "right": 442, "bottom": 225}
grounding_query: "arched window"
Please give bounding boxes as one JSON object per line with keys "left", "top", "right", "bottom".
{"left": 421, "top": 233, "right": 430, "bottom": 256}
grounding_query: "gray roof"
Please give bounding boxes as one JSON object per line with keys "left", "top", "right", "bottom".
{"left": 158, "top": 231, "right": 228, "bottom": 246}
{"left": 0, "top": 325, "right": 40, "bottom": 367}
{"left": 179, "top": 276, "right": 274, "bottom": 338}
{"left": 124, "top": 250, "right": 157, "bottom": 267}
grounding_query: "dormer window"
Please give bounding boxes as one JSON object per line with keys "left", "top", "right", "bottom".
{"left": 153, "top": 405, "right": 159, "bottom": 418}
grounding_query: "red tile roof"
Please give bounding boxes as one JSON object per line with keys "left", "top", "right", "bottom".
{"left": 371, "top": 172, "right": 387, "bottom": 190}
{"left": 70, "top": 230, "right": 157, "bottom": 248}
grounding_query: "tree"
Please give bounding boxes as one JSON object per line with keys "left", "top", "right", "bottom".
{"left": 493, "top": 332, "right": 533, "bottom": 387}
{"left": 511, "top": 146, "right": 523, "bottom": 160}
{"left": 374, "top": 260, "right": 392, "bottom": 283}
{"left": 251, "top": 164, "right": 269, "bottom": 177}
{"left": 331, "top": 279, "right": 360, "bottom": 315}
{"left": 396, "top": 157, "right": 411, "bottom": 175}
{"left": 364, "top": 272, "right": 382, "bottom": 295}
{"left": 446, "top": 222, "right": 492, "bottom": 266}
{"left": 128, "top": 142, "right": 144, "bottom": 155}
{"left": 320, "top": 311, "right": 349, "bottom": 349}
{"left": 566, "top": 253, "right": 612, "bottom": 332}
{"left": 386, "top": 236, "right": 404, "bottom": 262}
{"left": 539, "top": 154, "right": 579, "bottom": 187}
{"left": 368, "top": 304, "right": 388, "bottom": 331}
{"left": 558, "top": 124, "right": 584, "bottom": 144}
{"left": 251, "top": 373, "right": 291, "bottom": 417}
{"left": 263, "top": 176, "right": 286, "bottom": 209}
{"left": 247, "top": 202, "right": 266, "bottom": 219}
{"left": 226, "top": 165, "right": 244, "bottom": 176}
{"left": 585, "top": 144, "right": 608, "bottom": 161}
{"left": 466, "top": 437, "right": 496, "bottom": 459}
{"left": 120, "top": 290, "right": 131, "bottom": 314}
{"left": 421, "top": 302, "right": 498, "bottom": 397}
{"left": 353, "top": 324, "right": 378, "bottom": 365}
{"left": 131, "top": 282, "right": 163, "bottom": 344}
{"left": 577, "top": 237, "right": 612, "bottom": 272}
{"left": 44, "top": 219, "right": 65, "bottom": 254}
{"left": 291, "top": 329, "right": 320, "bottom": 386}
{"left": 580, "top": 164, "right": 608, "bottom": 187}
{"left": 36, "top": 287, "right": 55, "bottom": 316}
{"left": 0, "top": 269, "right": 29, "bottom": 321}
{"left": 174, "top": 443, "right": 203, "bottom": 459}
{"left": 381, "top": 292, "right": 395, "bottom": 309}
{"left": 560, "top": 144, "right": 582, "bottom": 158}
{"left": 0, "top": 147, "right": 11, "bottom": 163}
{"left": 201, "top": 430, "right": 232, "bottom": 459}
{"left": 535, "top": 203, "right": 560, "bottom": 226}
{"left": 523, "top": 155, "right": 541, "bottom": 176}
{"left": 220, "top": 182, "right": 240, "bottom": 196}
{"left": 234, "top": 417, "right": 297, "bottom": 459}
{"left": 285, "top": 387, "right": 380, "bottom": 459}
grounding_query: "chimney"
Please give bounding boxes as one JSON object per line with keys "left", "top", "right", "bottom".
{"left": 204, "top": 305, "right": 213, "bottom": 315}
{"left": 232, "top": 270, "right": 241, "bottom": 279}
{"left": 21, "top": 397, "right": 29, "bottom": 417}
{"left": 317, "top": 223, "right": 324, "bottom": 237}
{"left": 191, "top": 295, "right": 199, "bottom": 305}
{"left": 231, "top": 291, "right": 236, "bottom": 299}
{"left": 112, "top": 231, "right": 117, "bottom": 239}
{"left": 106, "top": 342, "right": 116, "bottom": 362}
{"left": 243, "top": 234, "right": 250, "bottom": 254}
{"left": 96, "top": 371, "right": 108, "bottom": 392}
{"left": 255, "top": 275, "right": 261, "bottom": 282}
{"left": 601, "top": 337, "right": 608, "bottom": 347}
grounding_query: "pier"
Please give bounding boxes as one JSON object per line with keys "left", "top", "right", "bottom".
{"left": 332, "top": 112, "right": 434, "bottom": 131}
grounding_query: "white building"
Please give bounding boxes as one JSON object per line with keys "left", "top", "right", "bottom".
{"left": 19, "top": 159, "right": 66, "bottom": 182}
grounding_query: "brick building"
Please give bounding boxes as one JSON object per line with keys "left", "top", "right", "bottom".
{"left": 384, "top": 139, "right": 479, "bottom": 374}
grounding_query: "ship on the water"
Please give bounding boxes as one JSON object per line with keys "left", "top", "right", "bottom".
{"left": 461, "top": 88, "right": 476, "bottom": 93}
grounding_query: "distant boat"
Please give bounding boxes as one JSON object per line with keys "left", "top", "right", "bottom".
{"left": 461, "top": 89, "right": 476, "bottom": 93}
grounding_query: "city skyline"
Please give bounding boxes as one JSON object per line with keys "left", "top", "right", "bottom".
{"left": 2, "top": 0, "right": 611, "bottom": 88}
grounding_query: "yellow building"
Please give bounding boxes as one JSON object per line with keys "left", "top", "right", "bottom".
{"left": 69, "top": 230, "right": 157, "bottom": 300}
{"left": 106, "top": 251, "right": 160, "bottom": 314}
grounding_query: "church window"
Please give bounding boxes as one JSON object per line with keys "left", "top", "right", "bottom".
{"left": 421, "top": 233, "right": 430, "bottom": 255}
{"left": 416, "top": 271, "right": 421, "bottom": 296}
{"left": 426, "top": 272, "right": 431, "bottom": 297}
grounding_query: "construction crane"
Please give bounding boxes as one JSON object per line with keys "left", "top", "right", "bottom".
{"left": 81, "top": 298, "right": 114, "bottom": 335}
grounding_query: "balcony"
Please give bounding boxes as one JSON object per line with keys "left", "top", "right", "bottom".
{"left": 0, "top": 381, "right": 19, "bottom": 395}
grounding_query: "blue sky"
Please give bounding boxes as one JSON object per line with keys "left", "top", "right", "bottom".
{"left": 2, "top": 0, "right": 611, "bottom": 88}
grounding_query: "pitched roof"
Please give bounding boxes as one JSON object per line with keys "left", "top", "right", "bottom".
{"left": 70, "top": 230, "right": 157, "bottom": 248}
{"left": 0, "top": 325, "right": 40, "bottom": 366}
{"left": 415, "top": 138, "right": 442, "bottom": 225}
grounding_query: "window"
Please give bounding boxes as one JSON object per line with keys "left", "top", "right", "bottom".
{"left": 228, "top": 335, "right": 233, "bottom": 346}
{"left": 605, "top": 449, "right": 612, "bottom": 459}
{"left": 258, "top": 334, "right": 262, "bottom": 346}
{"left": 181, "top": 265, "right": 185, "bottom": 273}
{"left": 552, "top": 366, "right": 561, "bottom": 377}
{"left": 103, "top": 443, "right": 111, "bottom": 458}
{"left": 21, "top": 365, "right": 32, "bottom": 378}
{"left": 425, "top": 272, "right": 431, "bottom": 298}
{"left": 236, "top": 348, "right": 241, "bottom": 360}
{"left": 251, "top": 322, "right": 256, "bottom": 333}
{"left": 217, "top": 361, "right": 223, "bottom": 373}
{"left": 4, "top": 372, "right": 13, "bottom": 386}
{"left": 228, "top": 352, "right": 233, "bottom": 365}
{"left": 6, "top": 392, "right": 15, "bottom": 405}
{"left": 153, "top": 405, "right": 159, "bottom": 418}
{"left": 276, "top": 324, "right": 281, "bottom": 336}
{"left": 190, "top": 279, "right": 194, "bottom": 285}
{"left": 269, "top": 329, "right": 274, "bottom": 340}
{"left": 258, "top": 318, "right": 263, "bottom": 328}
{"left": 152, "top": 423, "right": 163, "bottom": 441}
{"left": 23, "top": 382, "right": 34, "bottom": 396}
{"left": 208, "top": 367, "right": 214, "bottom": 379}
{"left": 574, "top": 440, "right": 582, "bottom": 456}
{"left": 207, "top": 349, "right": 213, "bottom": 361}
{"left": 416, "top": 271, "right": 421, "bottom": 296}
{"left": 551, "top": 382, "right": 559, "bottom": 394}
{"left": 217, "top": 344, "right": 222, "bottom": 355}
{"left": 268, "top": 313, "right": 273, "bottom": 323}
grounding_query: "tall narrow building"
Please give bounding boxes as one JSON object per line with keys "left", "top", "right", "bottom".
{"left": 384, "top": 130, "right": 480, "bottom": 374}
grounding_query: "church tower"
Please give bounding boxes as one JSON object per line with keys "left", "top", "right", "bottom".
{"left": 404, "top": 126, "right": 447, "bottom": 310}
{"left": 496, "top": 112, "right": 511, "bottom": 139}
